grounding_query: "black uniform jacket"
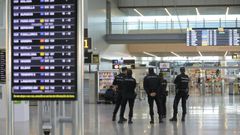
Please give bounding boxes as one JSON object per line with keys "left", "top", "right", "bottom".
{"left": 121, "top": 76, "right": 137, "bottom": 99}
{"left": 113, "top": 73, "right": 125, "bottom": 93}
{"left": 174, "top": 73, "right": 189, "bottom": 91}
{"left": 143, "top": 73, "right": 161, "bottom": 95}
{"left": 159, "top": 79, "right": 168, "bottom": 95}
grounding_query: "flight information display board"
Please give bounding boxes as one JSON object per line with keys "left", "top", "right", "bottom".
{"left": 187, "top": 28, "right": 240, "bottom": 46}
{"left": 0, "top": 49, "right": 6, "bottom": 84}
{"left": 12, "top": 0, "right": 78, "bottom": 100}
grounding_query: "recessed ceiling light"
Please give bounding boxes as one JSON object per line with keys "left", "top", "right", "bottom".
{"left": 171, "top": 52, "right": 180, "bottom": 57}
{"left": 224, "top": 51, "right": 228, "bottom": 57}
{"left": 133, "top": 8, "right": 144, "bottom": 17}
{"left": 198, "top": 51, "right": 203, "bottom": 56}
{"left": 226, "top": 7, "right": 229, "bottom": 15}
{"left": 195, "top": 8, "right": 200, "bottom": 15}
{"left": 143, "top": 51, "right": 158, "bottom": 57}
{"left": 164, "top": 8, "right": 172, "bottom": 16}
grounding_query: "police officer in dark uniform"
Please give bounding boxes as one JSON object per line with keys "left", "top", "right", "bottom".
{"left": 159, "top": 72, "right": 168, "bottom": 118}
{"left": 170, "top": 67, "right": 190, "bottom": 122}
{"left": 112, "top": 67, "right": 128, "bottom": 121}
{"left": 144, "top": 68, "right": 163, "bottom": 124}
{"left": 118, "top": 69, "right": 137, "bottom": 124}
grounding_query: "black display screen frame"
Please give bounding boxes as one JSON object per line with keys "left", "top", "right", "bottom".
{"left": 187, "top": 27, "right": 240, "bottom": 46}
{"left": 11, "top": 0, "right": 78, "bottom": 100}
{"left": 0, "top": 49, "right": 6, "bottom": 84}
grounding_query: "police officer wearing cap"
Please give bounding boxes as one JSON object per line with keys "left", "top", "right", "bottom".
{"left": 170, "top": 67, "right": 190, "bottom": 122}
{"left": 118, "top": 69, "right": 137, "bottom": 124}
{"left": 159, "top": 72, "right": 168, "bottom": 118}
{"left": 144, "top": 68, "right": 163, "bottom": 124}
{"left": 112, "top": 67, "right": 128, "bottom": 121}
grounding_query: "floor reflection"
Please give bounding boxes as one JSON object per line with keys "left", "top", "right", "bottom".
{"left": 1, "top": 95, "right": 240, "bottom": 135}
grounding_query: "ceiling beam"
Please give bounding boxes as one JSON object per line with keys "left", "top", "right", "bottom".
{"left": 118, "top": 4, "right": 240, "bottom": 9}
{"left": 105, "top": 34, "right": 185, "bottom": 44}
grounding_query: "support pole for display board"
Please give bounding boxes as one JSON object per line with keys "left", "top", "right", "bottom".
{"left": 75, "top": 0, "right": 85, "bottom": 134}
{"left": 5, "top": 0, "right": 14, "bottom": 135}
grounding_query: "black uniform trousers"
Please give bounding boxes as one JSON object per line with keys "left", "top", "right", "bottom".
{"left": 120, "top": 97, "right": 135, "bottom": 119}
{"left": 161, "top": 95, "right": 167, "bottom": 116}
{"left": 173, "top": 91, "right": 187, "bottom": 115}
{"left": 113, "top": 93, "right": 122, "bottom": 115}
{"left": 147, "top": 96, "right": 162, "bottom": 116}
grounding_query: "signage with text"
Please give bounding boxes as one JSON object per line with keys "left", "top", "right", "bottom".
{"left": 187, "top": 28, "right": 240, "bottom": 46}
{"left": 0, "top": 49, "right": 6, "bottom": 83}
{"left": 12, "top": 0, "right": 78, "bottom": 100}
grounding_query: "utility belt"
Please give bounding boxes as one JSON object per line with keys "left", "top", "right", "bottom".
{"left": 175, "top": 88, "right": 188, "bottom": 94}
{"left": 176, "top": 89, "right": 189, "bottom": 99}
{"left": 177, "top": 89, "right": 188, "bottom": 92}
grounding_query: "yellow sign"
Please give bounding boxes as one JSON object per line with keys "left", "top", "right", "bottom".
{"left": 84, "top": 38, "right": 92, "bottom": 49}
{"left": 84, "top": 39, "right": 88, "bottom": 49}
{"left": 92, "top": 54, "right": 99, "bottom": 64}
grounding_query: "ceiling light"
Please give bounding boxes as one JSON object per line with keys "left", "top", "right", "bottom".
{"left": 164, "top": 8, "right": 171, "bottom": 16}
{"left": 133, "top": 8, "right": 144, "bottom": 17}
{"left": 198, "top": 51, "right": 203, "bottom": 56}
{"left": 226, "top": 7, "right": 229, "bottom": 15}
{"left": 143, "top": 51, "right": 158, "bottom": 57}
{"left": 224, "top": 51, "right": 228, "bottom": 57}
{"left": 171, "top": 52, "right": 180, "bottom": 57}
{"left": 195, "top": 8, "right": 200, "bottom": 15}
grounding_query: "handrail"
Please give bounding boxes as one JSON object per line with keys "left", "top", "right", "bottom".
{"left": 108, "top": 19, "right": 240, "bottom": 34}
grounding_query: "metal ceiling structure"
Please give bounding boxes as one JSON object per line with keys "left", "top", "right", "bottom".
{"left": 110, "top": 0, "right": 240, "bottom": 57}
{"left": 120, "top": 6, "right": 240, "bottom": 16}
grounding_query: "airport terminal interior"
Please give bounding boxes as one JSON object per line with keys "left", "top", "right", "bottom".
{"left": 1, "top": 0, "right": 240, "bottom": 135}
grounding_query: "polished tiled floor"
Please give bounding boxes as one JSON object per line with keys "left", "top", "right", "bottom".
{"left": 1, "top": 95, "right": 240, "bottom": 135}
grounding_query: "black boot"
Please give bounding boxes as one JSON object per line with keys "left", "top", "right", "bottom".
{"left": 123, "top": 117, "right": 127, "bottom": 121}
{"left": 118, "top": 117, "right": 124, "bottom": 124}
{"left": 181, "top": 114, "right": 186, "bottom": 122}
{"left": 150, "top": 116, "right": 154, "bottom": 124}
{"left": 169, "top": 114, "right": 177, "bottom": 121}
{"left": 112, "top": 114, "right": 116, "bottom": 121}
{"left": 128, "top": 118, "right": 133, "bottom": 124}
{"left": 159, "top": 116, "right": 163, "bottom": 123}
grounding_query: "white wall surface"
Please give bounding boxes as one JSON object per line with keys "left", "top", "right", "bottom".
{"left": 101, "top": 44, "right": 131, "bottom": 59}
{"left": 87, "top": 0, "right": 128, "bottom": 55}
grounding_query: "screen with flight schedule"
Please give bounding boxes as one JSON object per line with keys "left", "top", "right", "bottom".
{"left": 0, "top": 49, "right": 6, "bottom": 84}
{"left": 12, "top": 0, "right": 78, "bottom": 100}
{"left": 187, "top": 28, "right": 240, "bottom": 46}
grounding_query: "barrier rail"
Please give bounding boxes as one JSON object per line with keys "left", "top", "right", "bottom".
{"left": 108, "top": 19, "right": 240, "bottom": 34}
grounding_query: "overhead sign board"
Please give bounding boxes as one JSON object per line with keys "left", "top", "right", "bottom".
{"left": 84, "top": 38, "right": 92, "bottom": 49}
{"left": 159, "top": 63, "right": 170, "bottom": 72}
{"left": 12, "top": 0, "right": 78, "bottom": 100}
{"left": 112, "top": 59, "right": 135, "bottom": 69}
{"left": 92, "top": 54, "right": 100, "bottom": 64}
{"left": 187, "top": 28, "right": 240, "bottom": 46}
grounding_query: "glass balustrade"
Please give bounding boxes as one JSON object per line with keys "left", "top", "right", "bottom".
{"left": 109, "top": 19, "right": 239, "bottom": 34}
